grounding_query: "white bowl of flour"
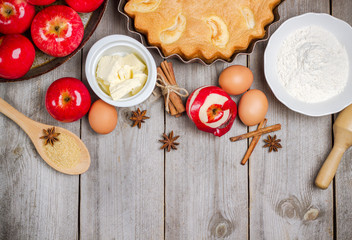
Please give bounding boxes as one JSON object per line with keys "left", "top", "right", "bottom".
{"left": 264, "top": 13, "right": 352, "bottom": 116}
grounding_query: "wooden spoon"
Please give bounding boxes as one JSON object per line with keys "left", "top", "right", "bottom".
{"left": 0, "top": 97, "right": 90, "bottom": 175}
{"left": 315, "top": 104, "right": 352, "bottom": 189}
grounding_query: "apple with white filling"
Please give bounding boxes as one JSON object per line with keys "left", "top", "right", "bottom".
{"left": 186, "top": 86, "right": 237, "bottom": 137}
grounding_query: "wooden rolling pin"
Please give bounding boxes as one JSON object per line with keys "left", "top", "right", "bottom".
{"left": 315, "top": 104, "right": 352, "bottom": 189}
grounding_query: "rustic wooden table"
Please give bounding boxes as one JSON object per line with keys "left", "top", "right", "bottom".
{"left": 1, "top": 0, "right": 352, "bottom": 239}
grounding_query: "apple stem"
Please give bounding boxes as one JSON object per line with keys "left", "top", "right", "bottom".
{"left": 64, "top": 97, "right": 71, "bottom": 102}
{"left": 55, "top": 26, "right": 60, "bottom": 32}
{"left": 5, "top": 9, "right": 12, "bottom": 15}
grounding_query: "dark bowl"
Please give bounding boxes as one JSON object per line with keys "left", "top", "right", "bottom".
{"left": 0, "top": 0, "right": 108, "bottom": 83}
{"left": 118, "top": 0, "right": 284, "bottom": 66}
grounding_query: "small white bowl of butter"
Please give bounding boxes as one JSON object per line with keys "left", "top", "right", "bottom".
{"left": 85, "top": 35, "right": 157, "bottom": 107}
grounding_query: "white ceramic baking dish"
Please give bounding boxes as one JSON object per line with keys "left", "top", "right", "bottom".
{"left": 264, "top": 13, "right": 352, "bottom": 116}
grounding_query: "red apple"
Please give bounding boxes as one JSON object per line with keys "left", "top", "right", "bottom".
{"left": 0, "top": 0, "right": 35, "bottom": 34}
{"left": 186, "top": 86, "right": 237, "bottom": 137}
{"left": 0, "top": 34, "right": 35, "bottom": 79}
{"left": 45, "top": 77, "right": 91, "bottom": 122}
{"left": 31, "top": 5, "right": 84, "bottom": 57}
{"left": 65, "top": 0, "right": 104, "bottom": 13}
{"left": 27, "top": 0, "right": 56, "bottom": 5}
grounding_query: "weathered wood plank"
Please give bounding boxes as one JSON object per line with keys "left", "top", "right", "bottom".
{"left": 3, "top": 0, "right": 352, "bottom": 239}
{"left": 249, "top": 1, "right": 334, "bottom": 239}
{"left": 332, "top": 0, "right": 352, "bottom": 239}
{"left": 165, "top": 57, "right": 249, "bottom": 239}
{"left": 0, "top": 55, "right": 81, "bottom": 238}
{"left": 79, "top": 1, "right": 164, "bottom": 239}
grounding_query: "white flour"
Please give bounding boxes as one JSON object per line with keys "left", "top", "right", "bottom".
{"left": 277, "top": 26, "right": 349, "bottom": 103}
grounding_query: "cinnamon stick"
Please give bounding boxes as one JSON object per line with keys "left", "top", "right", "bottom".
{"left": 157, "top": 67, "right": 178, "bottom": 115}
{"left": 161, "top": 61, "right": 173, "bottom": 84}
{"left": 168, "top": 63, "right": 182, "bottom": 119}
{"left": 157, "top": 67, "right": 166, "bottom": 82}
{"left": 167, "top": 62, "right": 185, "bottom": 117}
{"left": 167, "top": 97, "right": 178, "bottom": 116}
{"left": 230, "top": 124, "right": 281, "bottom": 142}
{"left": 241, "top": 119, "right": 267, "bottom": 165}
{"left": 170, "top": 92, "right": 186, "bottom": 114}
{"left": 158, "top": 62, "right": 186, "bottom": 115}
{"left": 167, "top": 62, "right": 176, "bottom": 85}
{"left": 161, "top": 62, "right": 185, "bottom": 113}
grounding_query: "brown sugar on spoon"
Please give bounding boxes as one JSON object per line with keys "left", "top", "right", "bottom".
{"left": 43, "top": 132, "right": 81, "bottom": 169}
{"left": 156, "top": 61, "right": 188, "bottom": 117}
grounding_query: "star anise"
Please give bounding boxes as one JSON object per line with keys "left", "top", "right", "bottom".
{"left": 130, "top": 108, "right": 150, "bottom": 128}
{"left": 159, "top": 131, "right": 179, "bottom": 152}
{"left": 40, "top": 127, "right": 60, "bottom": 146}
{"left": 263, "top": 135, "right": 282, "bottom": 152}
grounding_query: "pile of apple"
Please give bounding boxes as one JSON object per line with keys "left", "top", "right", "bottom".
{"left": 0, "top": 0, "right": 104, "bottom": 80}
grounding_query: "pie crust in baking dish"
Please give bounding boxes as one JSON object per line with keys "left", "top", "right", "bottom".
{"left": 124, "top": 0, "right": 282, "bottom": 63}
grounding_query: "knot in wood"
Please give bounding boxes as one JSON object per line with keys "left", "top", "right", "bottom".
{"left": 303, "top": 208, "right": 319, "bottom": 221}
{"left": 276, "top": 196, "right": 301, "bottom": 220}
{"left": 12, "top": 146, "right": 23, "bottom": 156}
{"left": 209, "top": 213, "right": 232, "bottom": 238}
{"left": 215, "top": 222, "right": 228, "bottom": 238}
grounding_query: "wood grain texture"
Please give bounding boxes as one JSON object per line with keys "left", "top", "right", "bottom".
{"left": 79, "top": 1, "right": 164, "bottom": 239}
{"left": 165, "top": 57, "right": 249, "bottom": 239}
{"left": 249, "top": 1, "right": 334, "bottom": 239}
{"left": 3, "top": 0, "right": 352, "bottom": 239}
{"left": 0, "top": 55, "right": 81, "bottom": 239}
{"left": 332, "top": 0, "right": 352, "bottom": 239}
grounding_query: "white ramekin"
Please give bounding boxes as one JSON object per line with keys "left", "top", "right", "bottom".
{"left": 85, "top": 35, "right": 157, "bottom": 107}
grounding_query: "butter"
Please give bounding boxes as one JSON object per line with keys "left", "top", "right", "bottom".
{"left": 122, "top": 53, "right": 146, "bottom": 72}
{"left": 131, "top": 73, "right": 148, "bottom": 95}
{"left": 110, "top": 78, "right": 143, "bottom": 100}
{"left": 117, "top": 65, "right": 133, "bottom": 82}
{"left": 96, "top": 55, "right": 123, "bottom": 84}
{"left": 96, "top": 53, "right": 148, "bottom": 100}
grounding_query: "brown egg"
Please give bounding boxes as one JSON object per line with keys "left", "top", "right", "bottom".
{"left": 238, "top": 89, "right": 268, "bottom": 126}
{"left": 88, "top": 100, "right": 118, "bottom": 134}
{"left": 219, "top": 65, "right": 253, "bottom": 95}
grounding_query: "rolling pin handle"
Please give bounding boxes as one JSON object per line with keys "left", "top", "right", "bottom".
{"left": 315, "top": 145, "right": 346, "bottom": 189}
